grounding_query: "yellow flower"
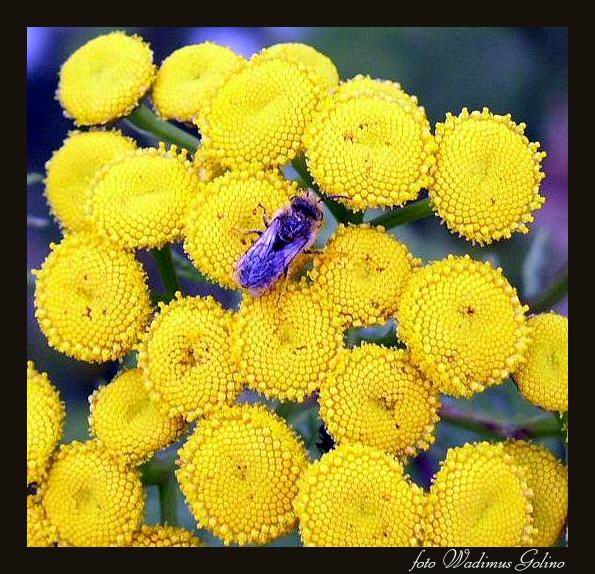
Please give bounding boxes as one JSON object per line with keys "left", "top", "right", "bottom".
{"left": 87, "top": 144, "right": 200, "bottom": 250}
{"left": 398, "top": 255, "right": 529, "bottom": 398}
{"left": 152, "top": 42, "right": 246, "bottom": 126}
{"left": 423, "top": 442, "right": 535, "bottom": 547}
{"left": 294, "top": 443, "right": 425, "bottom": 547}
{"left": 192, "top": 146, "right": 227, "bottom": 182}
{"left": 44, "top": 130, "right": 137, "bottom": 232}
{"left": 33, "top": 233, "right": 152, "bottom": 363}
{"left": 27, "top": 361, "right": 65, "bottom": 485}
{"left": 28, "top": 495, "right": 58, "bottom": 547}
{"left": 177, "top": 404, "right": 309, "bottom": 546}
{"left": 201, "top": 58, "right": 322, "bottom": 169}
{"left": 304, "top": 90, "right": 436, "bottom": 211}
{"left": 234, "top": 282, "right": 344, "bottom": 401}
{"left": 514, "top": 313, "right": 568, "bottom": 412}
{"left": 183, "top": 170, "right": 297, "bottom": 288}
{"left": 128, "top": 525, "right": 204, "bottom": 547}
{"left": 504, "top": 441, "right": 568, "bottom": 547}
{"left": 252, "top": 43, "right": 339, "bottom": 90}
{"left": 138, "top": 293, "right": 242, "bottom": 421}
{"left": 319, "top": 345, "right": 440, "bottom": 458}
{"left": 58, "top": 31, "right": 155, "bottom": 126}
{"left": 308, "top": 224, "right": 421, "bottom": 327}
{"left": 41, "top": 440, "right": 144, "bottom": 547}
{"left": 89, "top": 368, "right": 186, "bottom": 464}
{"left": 430, "top": 108, "right": 546, "bottom": 244}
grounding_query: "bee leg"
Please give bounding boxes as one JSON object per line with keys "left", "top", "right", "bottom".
{"left": 245, "top": 229, "right": 263, "bottom": 237}
{"left": 304, "top": 248, "right": 323, "bottom": 255}
{"left": 275, "top": 267, "right": 290, "bottom": 307}
{"left": 257, "top": 203, "right": 271, "bottom": 227}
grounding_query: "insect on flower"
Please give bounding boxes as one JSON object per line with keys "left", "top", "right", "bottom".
{"left": 234, "top": 191, "right": 324, "bottom": 294}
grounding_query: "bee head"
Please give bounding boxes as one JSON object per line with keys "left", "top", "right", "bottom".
{"left": 291, "top": 193, "right": 324, "bottom": 222}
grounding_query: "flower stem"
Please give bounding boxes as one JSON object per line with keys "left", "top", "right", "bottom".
{"left": 158, "top": 476, "right": 179, "bottom": 527}
{"left": 125, "top": 103, "right": 200, "bottom": 153}
{"left": 368, "top": 197, "right": 434, "bottom": 229}
{"left": 528, "top": 263, "right": 568, "bottom": 314}
{"left": 150, "top": 245, "right": 180, "bottom": 302}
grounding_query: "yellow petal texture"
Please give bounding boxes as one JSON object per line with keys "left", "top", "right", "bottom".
{"left": 183, "top": 170, "right": 297, "bottom": 288}
{"left": 430, "top": 108, "right": 546, "bottom": 244}
{"left": 177, "top": 404, "right": 309, "bottom": 546}
{"left": 294, "top": 443, "right": 425, "bottom": 546}
{"left": 423, "top": 442, "right": 535, "bottom": 547}
{"left": 87, "top": 144, "right": 200, "bottom": 250}
{"left": 304, "top": 90, "right": 436, "bottom": 211}
{"left": 41, "top": 440, "right": 144, "bottom": 547}
{"left": 89, "top": 368, "right": 186, "bottom": 464}
{"left": 514, "top": 312, "right": 568, "bottom": 412}
{"left": 234, "top": 282, "right": 344, "bottom": 401}
{"left": 58, "top": 31, "right": 155, "bottom": 126}
{"left": 308, "top": 224, "right": 421, "bottom": 327}
{"left": 138, "top": 293, "right": 242, "bottom": 421}
{"left": 201, "top": 58, "right": 322, "bottom": 169}
{"left": 504, "top": 441, "right": 568, "bottom": 546}
{"left": 319, "top": 345, "right": 440, "bottom": 458}
{"left": 252, "top": 43, "right": 339, "bottom": 90}
{"left": 152, "top": 42, "right": 246, "bottom": 126}
{"left": 33, "top": 233, "right": 152, "bottom": 363}
{"left": 128, "top": 525, "right": 204, "bottom": 547}
{"left": 27, "top": 361, "right": 65, "bottom": 485}
{"left": 398, "top": 254, "right": 529, "bottom": 397}
{"left": 44, "top": 130, "right": 137, "bottom": 232}
{"left": 28, "top": 495, "right": 59, "bottom": 547}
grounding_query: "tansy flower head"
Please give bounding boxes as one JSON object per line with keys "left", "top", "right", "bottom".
{"left": 201, "top": 58, "right": 322, "bottom": 169}
{"left": 27, "top": 361, "right": 65, "bottom": 485}
{"left": 504, "top": 441, "right": 568, "bottom": 547}
{"left": 234, "top": 282, "right": 344, "bottom": 402}
{"left": 514, "top": 312, "right": 568, "bottom": 412}
{"left": 33, "top": 233, "right": 152, "bottom": 363}
{"left": 398, "top": 254, "right": 529, "bottom": 398}
{"left": 430, "top": 108, "right": 546, "bottom": 244}
{"left": 41, "top": 440, "right": 144, "bottom": 547}
{"left": 319, "top": 345, "right": 440, "bottom": 458}
{"left": 44, "top": 130, "right": 137, "bottom": 232}
{"left": 152, "top": 42, "right": 246, "bottom": 127}
{"left": 87, "top": 144, "right": 200, "bottom": 250}
{"left": 177, "top": 404, "right": 309, "bottom": 546}
{"left": 252, "top": 43, "right": 339, "bottom": 91}
{"left": 89, "top": 368, "right": 186, "bottom": 464}
{"left": 183, "top": 170, "right": 297, "bottom": 288}
{"left": 423, "top": 442, "right": 535, "bottom": 547}
{"left": 128, "top": 525, "right": 204, "bottom": 547}
{"left": 294, "top": 443, "right": 425, "bottom": 547}
{"left": 58, "top": 31, "right": 155, "bottom": 126}
{"left": 308, "top": 224, "right": 421, "bottom": 327}
{"left": 28, "top": 495, "right": 59, "bottom": 547}
{"left": 138, "top": 293, "right": 242, "bottom": 421}
{"left": 304, "top": 90, "right": 436, "bottom": 211}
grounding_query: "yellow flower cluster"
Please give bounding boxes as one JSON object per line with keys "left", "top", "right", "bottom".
{"left": 177, "top": 404, "right": 309, "bottom": 546}
{"left": 294, "top": 443, "right": 425, "bottom": 547}
{"left": 319, "top": 346, "right": 440, "bottom": 458}
{"left": 27, "top": 494, "right": 58, "bottom": 547}
{"left": 128, "top": 525, "right": 204, "bottom": 547}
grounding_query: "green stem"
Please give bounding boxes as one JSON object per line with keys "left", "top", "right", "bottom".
{"left": 528, "top": 263, "right": 568, "bottom": 314}
{"left": 27, "top": 172, "right": 43, "bottom": 186}
{"left": 125, "top": 104, "right": 200, "bottom": 153}
{"left": 368, "top": 197, "right": 434, "bottom": 229}
{"left": 150, "top": 246, "right": 180, "bottom": 302}
{"left": 158, "top": 476, "right": 179, "bottom": 527}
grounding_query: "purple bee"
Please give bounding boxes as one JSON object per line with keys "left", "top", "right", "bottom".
{"left": 234, "top": 191, "right": 324, "bottom": 294}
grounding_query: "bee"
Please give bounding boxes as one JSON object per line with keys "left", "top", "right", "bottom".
{"left": 234, "top": 191, "right": 324, "bottom": 294}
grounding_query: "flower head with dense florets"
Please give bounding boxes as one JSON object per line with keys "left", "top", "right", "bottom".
{"left": 128, "top": 525, "right": 204, "bottom": 547}
{"left": 27, "top": 494, "right": 59, "bottom": 547}
{"left": 430, "top": 108, "right": 546, "bottom": 244}
{"left": 44, "top": 130, "right": 137, "bottom": 232}
{"left": 423, "top": 442, "right": 535, "bottom": 547}
{"left": 41, "top": 440, "right": 144, "bottom": 547}
{"left": 138, "top": 293, "right": 242, "bottom": 421}
{"left": 514, "top": 312, "right": 568, "bottom": 412}
{"left": 58, "top": 31, "right": 155, "bottom": 126}
{"left": 33, "top": 233, "right": 152, "bottom": 363}
{"left": 294, "top": 443, "right": 425, "bottom": 547}
{"left": 177, "top": 404, "right": 309, "bottom": 546}
{"left": 398, "top": 254, "right": 529, "bottom": 397}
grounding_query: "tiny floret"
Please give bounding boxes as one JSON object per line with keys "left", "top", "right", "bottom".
{"left": 27, "top": 494, "right": 59, "bottom": 547}
{"left": 128, "top": 525, "right": 204, "bottom": 547}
